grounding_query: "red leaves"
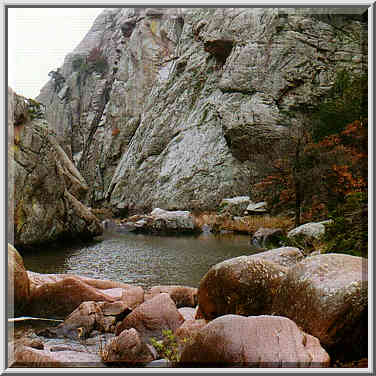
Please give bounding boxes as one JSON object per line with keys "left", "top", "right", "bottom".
{"left": 254, "top": 118, "right": 367, "bottom": 223}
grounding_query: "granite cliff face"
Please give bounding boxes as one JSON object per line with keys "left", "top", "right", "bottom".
{"left": 37, "top": 7, "right": 367, "bottom": 213}
{"left": 9, "top": 88, "right": 102, "bottom": 249}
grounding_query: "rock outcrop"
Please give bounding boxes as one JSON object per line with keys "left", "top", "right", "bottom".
{"left": 9, "top": 88, "right": 102, "bottom": 249}
{"left": 36, "top": 7, "right": 367, "bottom": 212}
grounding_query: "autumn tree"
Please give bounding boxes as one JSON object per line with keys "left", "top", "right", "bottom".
{"left": 253, "top": 70, "right": 367, "bottom": 228}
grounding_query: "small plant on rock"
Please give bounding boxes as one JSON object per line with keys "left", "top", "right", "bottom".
{"left": 150, "top": 329, "right": 193, "bottom": 364}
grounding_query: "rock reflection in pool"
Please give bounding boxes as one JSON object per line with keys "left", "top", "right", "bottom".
{"left": 21, "top": 232, "right": 260, "bottom": 289}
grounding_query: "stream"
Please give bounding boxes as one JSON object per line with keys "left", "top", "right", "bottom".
{"left": 21, "top": 230, "right": 261, "bottom": 289}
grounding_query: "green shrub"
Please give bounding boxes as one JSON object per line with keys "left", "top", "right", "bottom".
{"left": 323, "top": 192, "right": 367, "bottom": 257}
{"left": 312, "top": 70, "right": 368, "bottom": 141}
{"left": 150, "top": 329, "right": 193, "bottom": 364}
{"left": 93, "top": 57, "right": 108, "bottom": 74}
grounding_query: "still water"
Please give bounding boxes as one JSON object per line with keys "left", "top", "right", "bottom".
{"left": 22, "top": 231, "right": 260, "bottom": 289}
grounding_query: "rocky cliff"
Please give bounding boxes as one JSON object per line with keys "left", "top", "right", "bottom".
{"left": 37, "top": 7, "right": 367, "bottom": 213}
{"left": 9, "top": 88, "right": 102, "bottom": 249}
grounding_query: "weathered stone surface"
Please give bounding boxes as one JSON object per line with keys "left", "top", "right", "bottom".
{"left": 251, "top": 228, "right": 284, "bottom": 248}
{"left": 119, "top": 285, "right": 145, "bottom": 310}
{"left": 175, "top": 319, "right": 208, "bottom": 354}
{"left": 271, "top": 253, "right": 368, "bottom": 360}
{"left": 115, "top": 293, "right": 184, "bottom": 341}
{"left": 249, "top": 246, "right": 305, "bottom": 268}
{"left": 287, "top": 220, "right": 332, "bottom": 242}
{"left": 26, "top": 272, "right": 132, "bottom": 319}
{"left": 9, "top": 88, "right": 102, "bottom": 249}
{"left": 52, "top": 301, "right": 105, "bottom": 339}
{"left": 12, "top": 345, "right": 105, "bottom": 367}
{"left": 8, "top": 244, "right": 30, "bottom": 315}
{"left": 245, "top": 201, "right": 268, "bottom": 214}
{"left": 36, "top": 8, "right": 366, "bottom": 211}
{"left": 196, "top": 256, "right": 288, "bottom": 320}
{"left": 145, "top": 285, "right": 198, "bottom": 308}
{"left": 27, "top": 271, "right": 131, "bottom": 291}
{"left": 219, "top": 196, "right": 251, "bottom": 216}
{"left": 102, "top": 328, "right": 155, "bottom": 365}
{"left": 178, "top": 307, "right": 196, "bottom": 321}
{"left": 127, "top": 208, "right": 199, "bottom": 234}
{"left": 179, "top": 314, "right": 330, "bottom": 367}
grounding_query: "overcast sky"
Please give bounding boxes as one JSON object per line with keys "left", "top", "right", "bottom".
{"left": 8, "top": 7, "right": 104, "bottom": 99}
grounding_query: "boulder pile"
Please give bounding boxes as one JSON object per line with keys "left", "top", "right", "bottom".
{"left": 9, "top": 243, "right": 367, "bottom": 368}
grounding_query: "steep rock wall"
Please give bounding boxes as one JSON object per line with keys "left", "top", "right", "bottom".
{"left": 37, "top": 7, "right": 367, "bottom": 213}
{"left": 9, "top": 88, "right": 102, "bottom": 249}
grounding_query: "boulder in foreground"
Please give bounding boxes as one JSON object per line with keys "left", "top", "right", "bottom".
{"left": 179, "top": 314, "right": 330, "bottom": 367}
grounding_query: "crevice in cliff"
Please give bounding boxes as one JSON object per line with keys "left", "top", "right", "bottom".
{"left": 204, "top": 39, "right": 234, "bottom": 67}
{"left": 77, "top": 76, "right": 115, "bottom": 176}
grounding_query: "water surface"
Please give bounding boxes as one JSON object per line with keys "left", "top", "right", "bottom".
{"left": 22, "top": 231, "right": 260, "bottom": 289}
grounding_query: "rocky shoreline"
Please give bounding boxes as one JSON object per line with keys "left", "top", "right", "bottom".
{"left": 9, "top": 239, "right": 367, "bottom": 368}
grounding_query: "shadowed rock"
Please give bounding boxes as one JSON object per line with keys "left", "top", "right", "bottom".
{"left": 102, "top": 328, "right": 155, "bottom": 365}
{"left": 145, "top": 285, "right": 198, "bottom": 308}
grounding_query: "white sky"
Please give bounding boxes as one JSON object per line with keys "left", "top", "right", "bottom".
{"left": 8, "top": 7, "right": 104, "bottom": 98}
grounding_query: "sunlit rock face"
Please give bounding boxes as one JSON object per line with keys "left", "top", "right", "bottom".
{"left": 37, "top": 7, "right": 367, "bottom": 211}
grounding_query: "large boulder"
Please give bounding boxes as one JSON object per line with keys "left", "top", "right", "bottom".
{"left": 102, "top": 328, "right": 155, "bottom": 365}
{"left": 8, "top": 244, "right": 30, "bottom": 315}
{"left": 126, "top": 208, "right": 199, "bottom": 234}
{"left": 287, "top": 220, "right": 332, "bottom": 245}
{"left": 9, "top": 88, "right": 102, "bottom": 249}
{"left": 115, "top": 293, "right": 184, "bottom": 341}
{"left": 196, "top": 256, "right": 288, "bottom": 320}
{"left": 145, "top": 285, "right": 198, "bottom": 308}
{"left": 179, "top": 315, "right": 330, "bottom": 367}
{"left": 271, "top": 253, "right": 368, "bottom": 360}
{"left": 26, "top": 272, "right": 138, "bottom": 319}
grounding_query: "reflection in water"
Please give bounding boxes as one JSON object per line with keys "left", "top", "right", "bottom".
{"left": 22, "top": 231, "right": 261, "bottom": 289}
